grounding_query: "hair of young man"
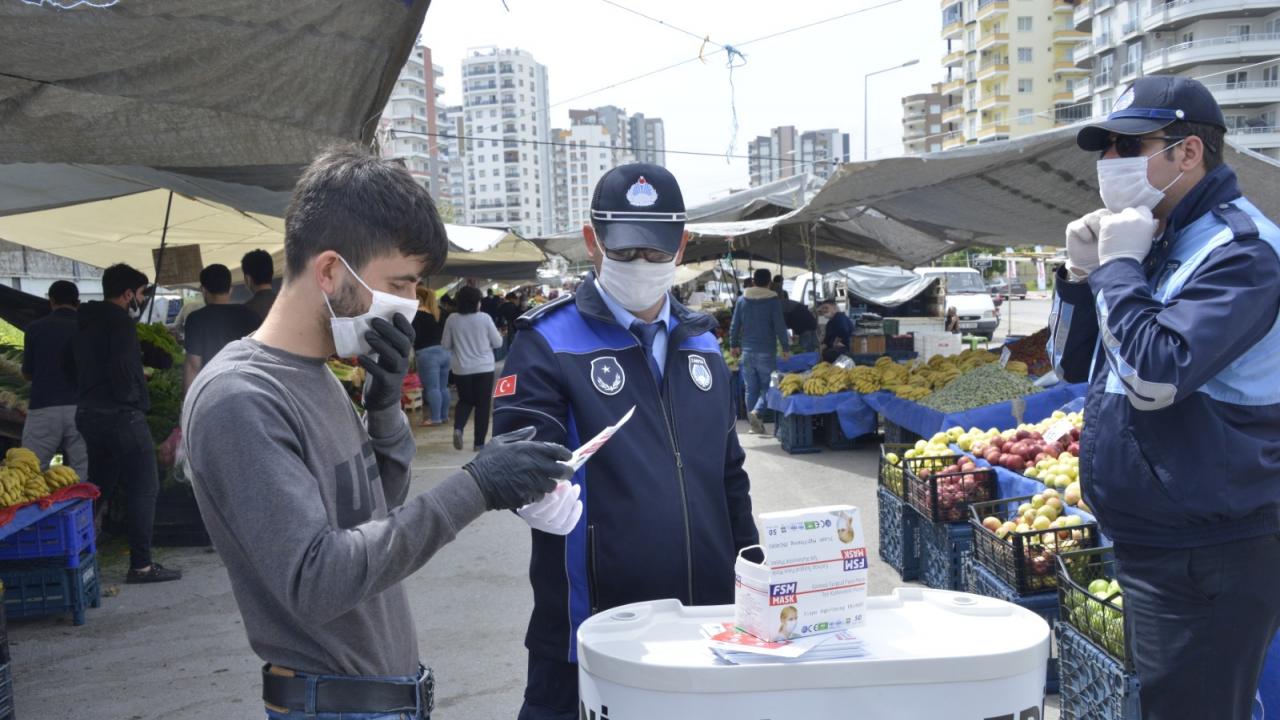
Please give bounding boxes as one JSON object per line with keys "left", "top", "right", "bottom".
{"left": 102, "top": 264, "right": 149, "bottom": 300}
{"left": 1161, "top": 120, "right": 1225, "bottom": 171}
{"left": 48, "top": 280, "right": 79, "bottom": 307}
{"left": 283, "top": 146, "right": 449, "bottom": 280}
{"left": 455, "top": 285, "right": 482, "bottom": 314}
{"left": 753, "top": 268, "right": 773, "bottom": 287}
{"left": 241, "top": 249, "right": 274, "bottom": 286}
{"left": 199, "top": 264, "right": 233, "bottom": 295}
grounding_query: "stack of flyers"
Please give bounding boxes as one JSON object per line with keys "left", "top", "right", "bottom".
{"left": 700, "top": 623, "right": 869, "bottom": 665}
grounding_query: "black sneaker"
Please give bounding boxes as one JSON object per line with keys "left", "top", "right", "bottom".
{"left": 126, "top": 563, "right": 182, "bottom": 584}
{"left": 453, "top": 429, "right": 464, "bottom": 450}
{"left": 473, "top": 443, "right": 484, "bottom": 451}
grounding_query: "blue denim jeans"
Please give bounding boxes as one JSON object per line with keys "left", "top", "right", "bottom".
{"left": 798, "top": 330, "right": 819, "bottom": 353}
{"left": 741, "top": 351, "right": 777, "bottom": 415}
{"left": 415, "top": 346, "right": 451, "bottom": 424}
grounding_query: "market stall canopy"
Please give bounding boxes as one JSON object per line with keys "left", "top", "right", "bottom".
{"left": 831, "top": 266, "right": 938, "bottom": 308}
{"left": 0, "top": 0, "right": 430, "bottom": 190}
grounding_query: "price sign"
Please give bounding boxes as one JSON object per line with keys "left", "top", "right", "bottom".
{"left": 1044, "top": 418, "right": 1074, "bottom": 446}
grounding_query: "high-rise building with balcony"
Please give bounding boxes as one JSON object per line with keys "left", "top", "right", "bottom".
{"left": 569, "top": 106, "right": 634, "bottom": 166}
{"left": 748, "top": 126, "right": 849, "bottom": 185}
{"left": 551, "top": 124, "right": 614, "bottom": 233}
{"left": 932, "top": 0, "right": 1090, "bottom": 149}
{"left": 903, "top": 93, "right": 947, "bottom": 153}
{"left": 460, "top": 47, "right": 553, "bottom": 236}
{"left": 1071, "top": 0, "right": 1280, "bottom": 158}
{"left": 629, "top": 113, "right": 667, "bottom": 166}
{"left": 441, "top": 104, "right": 467, "bottom": 223}
{"left": 379, "top": 43, "right": 450, "bottom": 203}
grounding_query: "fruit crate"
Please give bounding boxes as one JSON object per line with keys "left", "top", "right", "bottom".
{"left": 151, "top": 484, "right": 211, "bottom": 547}
{"left": 876, "top": 486, "right": 921, "bottom": 581}
{"left": 968, "top": 494, "right": 1099, "bottom": 595}
{"left": 905, "top": 463, "right": 996, "bottom": 523}
{"left": 917, "top": 509, "right": 973, "bottom": 591}
{"left": 966, "top": 559, "right": 1060, "bottom": 694}
{"left": 881, "top": 419, "right": 921, "bottom": 446}
{"left": 0, "top": 549, "right": 101, "bottom": 626}
{"left": 1056, "top": 622, "right": 1141, "bottom": 719}
{"left": 0, "top": 587, "right": 8, "bottom": 666}
{"left": 819, "top": 413, "right": 856, "bottom": 450}
{"left": 877, "top": 445, "right": 962, "bottom": 499}
{"left": 0, "top": 661, "right": 12, "bottom": 720}
{"left": 1056, "top": 546, "right": 1130, "bottom": 669}
{"left": 0, "top": 499, "right": 96, "bottom": 566}
{"left": 774, "top": 414, "right": 820, "bottom": 455}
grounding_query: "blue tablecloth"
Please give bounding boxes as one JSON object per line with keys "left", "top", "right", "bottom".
{"left": 865, "top": 383, "right": 1088, "bottom": 439}
{"left": 1262, "top": 633, "right": 1280, "bottom": 718}
{"left": 777, "top": 352, "right": 819, "bottom": 373}
{"left": 765, "top": 388, "right": 878, "bottom": 438}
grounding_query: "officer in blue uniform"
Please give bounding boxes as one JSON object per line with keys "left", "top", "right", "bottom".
{"left": 493, "top": 164, "right": 759, "bottom": 720}
{"left": 1050, "top": 75, "right": 1280, "bottom": 719}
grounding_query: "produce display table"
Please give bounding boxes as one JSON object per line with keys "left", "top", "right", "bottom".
{"left": 765, "top": 388, "right": 877, "bottom": 439}
{"left": 777, "top": 352, "right": 819, "bottom": 373}
{"left": 0, "top": 498, "right": 79, "bottom": 541}
{"left": 863, "top": 383, "right": 1087, "bottom": 439}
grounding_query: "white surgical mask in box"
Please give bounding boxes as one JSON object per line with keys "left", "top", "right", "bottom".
{"left": 734, "top": 506, "right": 868, "bottom": 642}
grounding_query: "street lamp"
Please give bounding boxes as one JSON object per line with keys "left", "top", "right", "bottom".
{"left": 864, "top": 59, "right": 920, "bottom": 161}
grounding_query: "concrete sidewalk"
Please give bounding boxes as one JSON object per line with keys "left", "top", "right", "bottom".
{"left": 9, "top": 421, "right": 1059, "bottom": 719}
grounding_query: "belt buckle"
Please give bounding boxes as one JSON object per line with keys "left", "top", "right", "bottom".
{"left": 418, "top": 667, "right": 435, "bottom": 717}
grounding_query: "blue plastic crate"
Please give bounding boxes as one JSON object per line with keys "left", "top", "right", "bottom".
{"left": 0, "top": 549, "right": 101, "bottom": 626}
{"left": 916, "top": 510, "right": 972, "bottom": 591}
{"left": 774, "top": 414, "right": 820, "bottom": 455}
{"left": 0, "top": 499, "right": 95, "bottom": 566}
{"left": 877, "top": 486, "right": 921, "bottom": 581}
{"left": 0, "top": 661, "right": 12, "bottom": 720}
{"left": 966, "top": 560, "right": 1060, "bottom": 694}
{"left": 820, "top": 413, "right": 856, "bottom": 450}
{"left": 1056, "top": 622, "right": 1141, "bottom": 720}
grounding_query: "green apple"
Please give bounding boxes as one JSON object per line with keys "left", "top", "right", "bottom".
{"left": 1088, "top": 578, "right": 1110, "bottom": 596}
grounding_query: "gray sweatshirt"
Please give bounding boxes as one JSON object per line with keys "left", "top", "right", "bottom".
{"left": 440, "top": 312, "right": 502, "bottom": 375}
{"left": 181, "top": 339, "right": 487, "bottom": 677}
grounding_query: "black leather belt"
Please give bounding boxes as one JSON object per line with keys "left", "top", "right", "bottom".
{"left": 262, "top": 664, "right": 434, "bottom": 716}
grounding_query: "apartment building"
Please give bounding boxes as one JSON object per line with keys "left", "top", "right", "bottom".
{"left": 748, "top": 126, "right": 850, "bottom": 185}
{"left": 551, "top": 124, "right": 614, "bottom": 233}
{"left": 379, "top": 44, "right": 450, "bottom": 202}
{"left": 903, "top": 92, "right": 946, "bottom": 153}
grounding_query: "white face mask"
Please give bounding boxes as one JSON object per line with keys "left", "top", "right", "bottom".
{"left": 324, "top": 255, "right": 419, "bottom": 358}
{"left": 1096, "top": 138, "right": 1185, "bottom": 212}
{"left": 780, "top": 617, "right": 797, "bottom": 637}
{"left": 597, "top": 254, "right": 676, "bottom": 313}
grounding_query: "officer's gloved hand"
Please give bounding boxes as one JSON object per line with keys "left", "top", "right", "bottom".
{"left": 1099, "top": 206, "right": 1158, "bottom": 266}
{"left": 464, "top": 427, "right": 573, "bottom": 511}
{"left": 517, "top": 481, "right": 583, "bottom": 535}
{"left": 359, "top": 314, "right": 415, "bottom": 411}
{"left": 1064, "top": 209, "right": 1111, "bottom": 280}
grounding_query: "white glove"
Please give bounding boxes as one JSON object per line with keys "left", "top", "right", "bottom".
{"left": 1098, "top": 206, "right": 1157, "bottom": 266}
{"left": 517, "top": 481, "right": 583, "bottom": 535}
{"left": 1064, "top": 209, "right": 1111, "bottom": 280}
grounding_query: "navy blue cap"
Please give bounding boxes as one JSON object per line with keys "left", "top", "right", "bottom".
{"left": 1077, "top": 75, "right": 1227, "bottom": 151}
{"left": 590, "top": 163, "right": 686, "bottom": 254}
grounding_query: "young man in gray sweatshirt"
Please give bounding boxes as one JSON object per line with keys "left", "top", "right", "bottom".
{"left": 182, "top": 148, "right": 576, "bottom": 720}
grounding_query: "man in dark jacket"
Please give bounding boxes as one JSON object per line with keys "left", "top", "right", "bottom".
{"left": 71, "top": 263, "right": 181, "bottom": 584}
{"left": 818, "top": 299, "right": 853, "bottom": 362}
{"left": 493, "top": 164, "right": 758, "bottom": 720}
{"left": 21, "top": 280, "right": 87, "bottom": 478}
{"left": 729, "top": 267, "right": 789, "bottom": 433}
{"left": 1050, "top": 75, "right": 1280, "bottom": 718}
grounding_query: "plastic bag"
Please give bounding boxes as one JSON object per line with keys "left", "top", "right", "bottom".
{"left": 833, "top": 355, "right": 855, "bottom": 370}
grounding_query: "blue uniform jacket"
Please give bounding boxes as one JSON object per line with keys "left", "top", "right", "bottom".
{"left": 1049, "top": 165, "right": 1280, "bottom": 548}
{"left": 492, "top": 273, "right": 758, "bottom": 663}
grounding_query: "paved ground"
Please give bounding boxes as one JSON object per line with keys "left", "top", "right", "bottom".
{"left": 11, "top": 297, "right": 1063, "bottom": 719}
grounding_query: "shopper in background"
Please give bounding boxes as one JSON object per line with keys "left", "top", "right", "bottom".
{"left": 412, "top": 286, "right": 450, "bottom": 427}
{"left": 182, "top": 148, "right": 572, "bottom": 720}
{"left": 21, "top": 280, "right": 87, "bottom": 479}
{"left": 944, "top": 306, "right": 960, "bottom": 333}
{"left": 240, "top": 249, "right": 277, "bottom": 321}
{"left": 480, "top": 287, "right": 501, "bottom": 319}
{"left": 70, "top": 263, "right": 181, "bottom": 584}
{"left": 183, "top": 264, "right": 261, "bottom": 391}
{"left": 440, "top": 285, "right": 502, "bottom": 451}
{"left": 729, "top": 267, "right": 790, "bottom": 434}
{"left": 1051, "top": 75, "right": 1280, "bottom": 719}
{"left": 817, "top": 299, "right": 853, "bottom": 362}
{"left": 497, "top": 292, "right": 523, "bottom": 357}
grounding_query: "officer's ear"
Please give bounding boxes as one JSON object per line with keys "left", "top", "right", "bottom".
{"left": 583, "top": 224, "right": 602, "bottom": 261}
{"left": 675, "top": 230, "right": 690, "bottom": 265}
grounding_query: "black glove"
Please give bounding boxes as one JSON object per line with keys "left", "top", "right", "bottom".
{"left": 359, "top": 314, "right": 415, "bottom": 411}
{"left": 463, "top": 426, "right": 574, "bottom": 511}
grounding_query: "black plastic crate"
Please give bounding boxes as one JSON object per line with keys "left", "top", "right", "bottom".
{"left": 876, "top": 486, "right": 921, "bottom": 581}
{"left": 882, "top": 419, "right": 922, "bottom": 445}
{"left": 1056, "top": 622, "right": 1141, "bottom": 719}
{"left": 151, "top": 485, "right": 211, "bottom": 547}
{"left": 917, "top": 509, "right": 972, "bottom": 591}
{"left": 905, "top": 464, "right": 996, "bottom": 523}
{"left": 0, "top": 549, "right": 101, "bottom": 626}
{"left": 877, "top": 444, "right": 961, "bottom": 499}
{"left": 968, "top": 494, "right": 1100, "bottom": 595}
{"left": 0, "top": 661, "right": 12, "bottom": 720}
{"left": 820, "top": 413, "right": 856, "bottom": 450}
{"left": 1057, "top": 546, "right": 1130, "bottom": 670}
{"left": 774, "top": 414, "right": 820, "bottom": 455}
{"left": 0, "top": 588, "right": 8, "bottom": 666}
{"left": 966, "top": 559, "right": 1060, "bottom": 694}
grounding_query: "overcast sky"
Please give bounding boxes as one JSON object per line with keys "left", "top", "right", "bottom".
{"left": 421, "top": 0, "right": 945, "bottom": 204}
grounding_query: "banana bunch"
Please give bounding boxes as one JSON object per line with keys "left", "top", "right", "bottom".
{"left": 6, "top": 448, "right": 39, "bottom": 476}
{"left": 21, "top": 472, "right": 50, "bottom": 503}
{"left": 779, "top": 373, "right": 806, "bottom": 396}
{"left": 848, "top": 366, "right": 882, "bottom": 393}
{"left": 0, "top": 468, "right": 24, "bottom": 507}
{"left": 886, "top": 384, "right": 931, "bottom": 401}
{"left": 803, "top": 376, "right": 832, "bottom": 396}
{"left": 1005, "top": 360, "right": 1029, "bottom": 376}
{"left": 43, "top": 465, "right": 79, "bottom": 491}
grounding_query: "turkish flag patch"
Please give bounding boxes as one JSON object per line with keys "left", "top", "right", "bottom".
{"left": 494, "top": 374, "right": 518, "bottom": 398}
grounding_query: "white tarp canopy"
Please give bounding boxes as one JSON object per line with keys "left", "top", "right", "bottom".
{"left": 833, "top": 266, "right": 939, "bottom": 308}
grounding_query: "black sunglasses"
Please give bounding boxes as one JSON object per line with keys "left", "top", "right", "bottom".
{"left": 604, "top": 247, "right": 675, "bottom": 263}
{"left": 1099, "top": 135, "right": 1186, "bottom": 159}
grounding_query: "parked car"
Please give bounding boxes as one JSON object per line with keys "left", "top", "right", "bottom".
{"left": 987, "top": 278, "right": 1028, "bottom": 301}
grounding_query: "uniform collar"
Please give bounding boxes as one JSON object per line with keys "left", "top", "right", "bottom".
{"left": 1148, "top": 164, "right": 1242, "bottom": 273}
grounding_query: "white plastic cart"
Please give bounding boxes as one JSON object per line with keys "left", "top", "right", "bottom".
{"left": 578, "top": 587, "right": 1050, "bottom": 719}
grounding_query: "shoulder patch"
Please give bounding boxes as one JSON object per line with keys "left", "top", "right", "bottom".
{"left": 516, "top": 293, "right": 575, "bottom": 329}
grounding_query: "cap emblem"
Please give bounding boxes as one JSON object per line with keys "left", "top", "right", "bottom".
{"left": 626, "top": 176, "right": 659, "bottom": 207}
{"left": 1113, "top": 87, "right": 1135, "bottom": 113}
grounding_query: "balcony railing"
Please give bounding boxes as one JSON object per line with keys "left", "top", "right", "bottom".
{"left": 1074, "top": 0, "right": 1093, "bottom": 28}
{"left": 1121, "top": 19, "right": 1139, "bottom": 36}
{"left": 1095, "top": 32, "right": 1113, "bottom": 48}
{"left": 1094, "top": 71, "right": 1113, "bottom": 89}
{"left": 1072, "top": 41, "right": 1095, "bottom": 64}
{"left": 1144, "top": 33, "right": 1280, "bottom": 73}
{"left": 1119, "top": 60, "right": 1139, "bottom": 78}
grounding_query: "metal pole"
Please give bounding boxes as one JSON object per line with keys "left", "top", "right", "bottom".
{"left": 863, "top": 73, "right": 869, "bottom": 161}
{"left": 145, "top": 190, "right": 174, "bottom": 324}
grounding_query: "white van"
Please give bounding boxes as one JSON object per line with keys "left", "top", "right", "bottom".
{"left": 913, "top": 267, "right": 999, "bottom": 338}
